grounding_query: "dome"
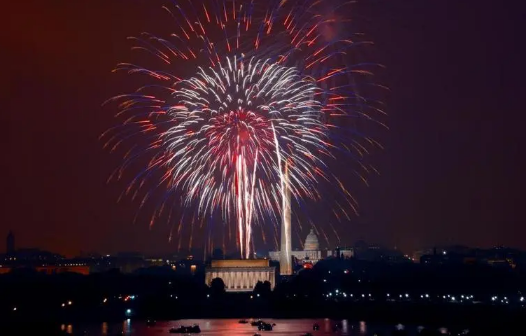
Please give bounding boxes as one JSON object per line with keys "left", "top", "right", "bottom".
{"left": 304, "top": 229, "right": 319, "bottom": 251}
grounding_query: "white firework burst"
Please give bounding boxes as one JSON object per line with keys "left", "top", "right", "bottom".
{"left": 161, "top": 56, "right": 328, "bottom": 257}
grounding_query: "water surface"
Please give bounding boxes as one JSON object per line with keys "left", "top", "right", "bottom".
{"left": 61, "top": 318, "right": 446, "bottom": 335}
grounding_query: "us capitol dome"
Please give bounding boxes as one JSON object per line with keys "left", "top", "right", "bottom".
{"left": 304, "top": 229, "right": 320, "bottom": 251}
{"left": 269, "top": 228, "right": 323, "bottom": 264}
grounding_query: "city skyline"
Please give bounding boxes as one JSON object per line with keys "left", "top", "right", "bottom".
{"left": 2, "top": 227, "right": 524, "bottom": 260}
{"left": 3, "top": 0, "right": 526, "bottom": 257}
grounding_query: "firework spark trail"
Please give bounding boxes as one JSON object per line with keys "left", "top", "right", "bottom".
{"left": 247, "top": 148, "right": 259, "bottom": 258}
{"left": 157, "top": 56, "right": 326, "bottom": 258}
{"left": 104, "top": 0, "right": 383, "bottom": 257}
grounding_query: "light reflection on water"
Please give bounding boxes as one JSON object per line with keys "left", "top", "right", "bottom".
{"left": 65, "top": 319, "right": 445, "bottom": 335}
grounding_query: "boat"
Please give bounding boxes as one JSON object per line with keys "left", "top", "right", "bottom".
{"left": 146, "top": 319, "right": 156, "bottom": 326}
{"left": 417, "top": 329, "right": 440, "bottom": 336}
{"left": 301, "top": 333, "right": 314, "bottom": 336}
{"left": 254, "top": 334, "right": 262, "bottom": 336}
{"left": 251, "top": 320, "right": 264, "bottom": 326}
{"left": 239, "top": 319, "right": 249, "bottom": 324}
{"left": 258, "top": 323, "right": 273, "bottom": 331}
{"left": 313, "top": 323, "right": 320, "bottom": 331}
{"left": 169, "top": 325, "right": 201, "bottom": 333}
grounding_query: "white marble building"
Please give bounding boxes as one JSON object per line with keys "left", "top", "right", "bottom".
{"left": 269, "top": 229, "right": 323, "bottom": 264}
{"left": 205, "top": 259, "right": 275, "bottom": 292}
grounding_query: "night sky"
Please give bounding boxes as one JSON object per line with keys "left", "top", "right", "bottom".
{"left": 3, "top": 0, "right": 525, "bottom": 257}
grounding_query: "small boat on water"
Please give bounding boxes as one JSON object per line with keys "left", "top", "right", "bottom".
{"left": 417, "top": 329, "right": 441, "bottom": 336}
{"left": 301, "top": 333, "right": 314, "bottom": 336}
{"left": 239, "top": 319, "right": 249, "bottom": 324}
{"left": 313, "top": 323, "right": 320, "bottom": 331}
{"left": 169, "top": 325, "right": 201, "bottom": 333}
{"left": 251, "top": 320, "right": 264, "bottom": 326}
{"left": 258, "top": 323, "right": 273, "bottom": 331}
{"left": 146, "top": 319, "right": 156, "bottom": 326}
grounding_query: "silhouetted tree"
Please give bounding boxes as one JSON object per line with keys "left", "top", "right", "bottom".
{"left": 210, "top": 277, "right": 226, "bottom": 295}
{"left": 253, "top": 281, "right": 264, "bottom": 293}
{"left": 212, "top": 248, "right": 224, "bottom": 259}
{"left": 253, "top": 280, "right": 271, "bottom": 297}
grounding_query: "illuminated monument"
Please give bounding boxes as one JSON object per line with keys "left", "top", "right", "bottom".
{"left": 205, "top": 259, "right": 275, "bottom": 292}
{"left": 279, "top": 163, "right": 293, "bottom": 275}
{"left": 269, "top": 228, "right": 323, "bottom": 265}
{"left": 203, "top": 164, "right": 290, "bottom": 290}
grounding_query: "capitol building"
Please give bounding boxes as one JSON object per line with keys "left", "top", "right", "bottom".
{"left": 269, "top": 229, "right": 323, "bottom": 264}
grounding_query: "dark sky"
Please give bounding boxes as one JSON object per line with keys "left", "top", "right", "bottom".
{"left": 2, "top": 0, "right": 525, "bottom": 257}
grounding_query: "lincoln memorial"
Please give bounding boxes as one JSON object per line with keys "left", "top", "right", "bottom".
{"left": 205, "top": 259, "right": 276, "bottom": 292}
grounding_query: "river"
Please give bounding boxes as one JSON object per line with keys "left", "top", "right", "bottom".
{"left": 59, "top": 318, "right": 453, "bottom": 335}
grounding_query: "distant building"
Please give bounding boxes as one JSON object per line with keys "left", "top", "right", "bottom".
{"left": 350, "top": 241, "right": 409, "bottom": 263}
{"left": 412, "top": 249, "right": 431, "bottom": 263}
{"left": 6, "top": 231, "right": 15, "bottom": 255}
{"left": 171, "top": 257, "right": 202, "bottom": 275}
{"left": 417, "top": 245, "right": 521, "bottom": 268}
{"left": 205, "top": 259, "right": 275, "bottom": 292}
{"left": 114, "top": 252, "right": 147, "bottom": 273}
{"left": 331, "top": 247, "right": 355, "bottom": 259}
{"left": 13, "top": 248, "right": 64, "bottom": 263}
{"left": 0, "top": 262, "right": 90, "bottom": 275}
{"left": 37, "top": 265, "right": 90, "bottom": 275}
{"left": 145, "top": 257, "right": 165, "bottom": 267}
{"left": 269, "top": 229, "right": 323, "bottom": 265}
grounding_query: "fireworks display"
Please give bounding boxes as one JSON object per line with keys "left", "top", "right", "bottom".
{"left": 103, "top": 0, "right": 384, "bottom": 258}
